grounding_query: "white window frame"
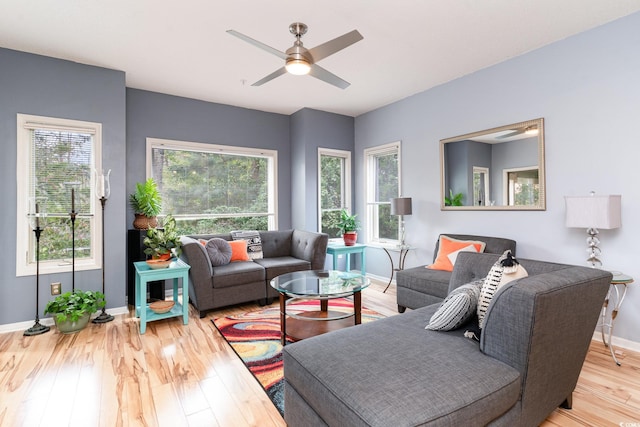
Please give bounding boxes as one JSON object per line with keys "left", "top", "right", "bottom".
{"left": 16, "top": 114, "right": 103, "bottom": 277}
{"left": 317, "top": 148, "right": 352, "bottom": 238}
{"left": 146, "top": 138, "right": 278, "bottom": 230}
{"left": 364, "top": 141, "right": 401, "bottom": 246}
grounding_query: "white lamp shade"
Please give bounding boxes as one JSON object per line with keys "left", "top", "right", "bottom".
{"left": 565, "top": 195, "right": 621, "bottom": 229}
{"left": 390, "top": 197, "right": 412, "bottom": 216}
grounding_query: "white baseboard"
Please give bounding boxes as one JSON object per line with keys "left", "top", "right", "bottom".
{"left": 592, "top": 331, "right": 640, "bottom": 353}
{"left": 0, "top": 306, "right": 130, "bottom": 334}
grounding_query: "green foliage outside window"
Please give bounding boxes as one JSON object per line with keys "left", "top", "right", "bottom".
{"left": 152, "top": 146, "right": 272, "bottom": 234}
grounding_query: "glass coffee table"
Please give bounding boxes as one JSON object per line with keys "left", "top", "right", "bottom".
{"left": 270, "top": 270, "right": 370, "bottom": 346}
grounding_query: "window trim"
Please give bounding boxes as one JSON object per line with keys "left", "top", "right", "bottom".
{"left": 16, "top": 114, "right": 103, "bottom": 277}
{"left": 146, "top": 137, "right": 278, "bottom": 230}
{"left": 364, "top": 141, "right": 402, "bottom": 246}
{"left": 317, "top": 147, "right": 352, "bottom": 237}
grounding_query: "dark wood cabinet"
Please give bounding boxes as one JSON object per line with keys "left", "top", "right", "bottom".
{"left": 127, "top": 229, "right": 165, "bottom": 305}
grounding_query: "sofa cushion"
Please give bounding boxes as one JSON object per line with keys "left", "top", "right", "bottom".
{"left": 260, "top": 230, "right": 294, "bottom": 258}
{"left": 254, "top": 256, "right": 311, "bottom": 281}
{"left": 283, "top": 305, "right": 521, "bottom": 427}
{"left": 428, "top": 235, "right": 487, "bottom": 272}
{"left": 231, "top": 230, "right": 263, "bottom": 260}
{"left": 426, "top": 279, "right": 483, "bottom": 331}
{"left": 228, "top": 239, "right": 252, "bottom": 262}
{"left": 211, "top": 261, "right": 264, "bottom": 288}
{"left": 204, "top": 238, "right": 232, "bottom": 266}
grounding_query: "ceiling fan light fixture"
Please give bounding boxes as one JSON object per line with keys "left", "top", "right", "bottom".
{"left": 285, "top": 58, "right": 311, "bottom": 75}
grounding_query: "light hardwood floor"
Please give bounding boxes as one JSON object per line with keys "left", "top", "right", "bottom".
{"left": 1, "top": 280, "right": 639, "bottom": 426}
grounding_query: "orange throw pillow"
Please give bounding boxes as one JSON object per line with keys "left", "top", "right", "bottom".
{"left": 427, "top": 236, "right": 487, "bottom": 272}
{"left": 228, "top": 239, "right": 252, "bottom": 262}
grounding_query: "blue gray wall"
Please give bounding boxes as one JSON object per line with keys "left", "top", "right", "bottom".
{"left": 355, "top": 11, "right": 640, "bottom": 344}
{"left": 0, "top": 48, "right": 127, "bottom": 324}
{"left": 290, "top": 108, "right": 355, "bottom": 231}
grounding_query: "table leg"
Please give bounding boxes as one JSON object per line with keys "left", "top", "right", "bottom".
{"left": 180, "top": 274, "right": 188, "bottom": 325}
{"left": 346, "top": 253, "right": 351, "bottom": 272}
{"left": 135, "top": 273, "right": 141, "bottom": 317}
{"left": 140, "top": 278, "right": 147, "bottom": 334}
{"left": 361, "top": 248, "right": 366, "bottom": 276}
{"left": 382, "top": 248, "right": 394, "bottom": 293}
{"left": 320, "top": 299, "right": 328, "bottom": 312}
{"left": 354, "top": 291, "right": 362, "bottom": 325}
{"left": 333, "top": 253, "right": 338, "bottom": 270}
{"left": 279, "top": 293, "right": 287, "bottom": 346}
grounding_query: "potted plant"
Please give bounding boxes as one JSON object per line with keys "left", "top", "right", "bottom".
{"left": 337, "top": 209, "right": 360, "bottom": 246}
{"left": 130, "top": 178, "right": 162, "bottom": 229}
{"left": 143, "top": 214, "right": 183, "bottom": 266}
{"left": 444, "top": 189, "right": 464, "bottom": 206}
{"left": 44, "top": 290, "right": 106, "bottom": 334}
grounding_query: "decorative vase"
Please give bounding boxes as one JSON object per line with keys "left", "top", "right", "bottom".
{"left": 133, "top": 214, "right": 158, "bottom": 230}
{"left": 343, "top": 231, "right": 357, "bottom": 246}
{"left": 53, "top": 312, "right": 91, "bottom": 334}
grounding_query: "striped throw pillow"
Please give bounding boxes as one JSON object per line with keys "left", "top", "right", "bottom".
{"left": 425, "top": 279, "right": 484, "bottom": 331}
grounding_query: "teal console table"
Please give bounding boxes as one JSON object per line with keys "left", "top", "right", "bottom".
{"left": 326, "top": 242, "right": 366, "bottom": 275}
{"left": 134, "top": 258, "right": 190, "bottom": 334}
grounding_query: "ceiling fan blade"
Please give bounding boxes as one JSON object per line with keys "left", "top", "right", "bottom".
{"left": 307, "top": 30, "right": 363, "bottom": 62}
{"left": 309, "top": 64, "right": 350, "bottom": 89}
{"left": 252, "top": 67, "right": 287, "bottom": 86}
{"left": 496, "top": 129, "right": 524, "bottom": 139}
{"left": 227, "top": 30, "right": 287, "bottom": 60}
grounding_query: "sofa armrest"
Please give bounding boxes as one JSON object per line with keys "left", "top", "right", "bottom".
{"left": 179, "top": 236, "right": 214, "bottom": 311}
{"left": 291, "top": 230, "right": 329, "bottom": 270}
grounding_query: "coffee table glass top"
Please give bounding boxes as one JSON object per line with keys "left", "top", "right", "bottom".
{"left": 270, "top": 270, "right": 370, "bottom": 297}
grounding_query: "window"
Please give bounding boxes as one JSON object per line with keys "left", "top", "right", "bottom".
{"left": 147, "top": 138, "right": 277, "bottom": 233}
{"left": 473, "top": 166, "right": 490, "bottom": 206}
{"left": 504, "top": 167, "right": 539, "bottom": 206}
{"left": 318, "top": 148, "right": 351, "bottom": 238}
{"left": 16, "top": 114, "right": 102, "bottom": 276}
{"left": 365, "top": 142, "right": 400, "bottom": 244}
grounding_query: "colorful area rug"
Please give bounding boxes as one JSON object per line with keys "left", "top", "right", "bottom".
{"left": 212, "top": 298, "right": 385, "bottom": 416}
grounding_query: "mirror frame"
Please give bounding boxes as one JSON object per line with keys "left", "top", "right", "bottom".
{"left": 440, "top": 118, "right": 545, "bottom": 211}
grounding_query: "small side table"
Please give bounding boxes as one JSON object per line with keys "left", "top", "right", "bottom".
{"left": 382, "top": 245, "right": 412, "bottom": 293}
{"left": 134, "top": 259, "right": 191, "bottom": 334}
{"left": 326, "top": 242, "right": 366, "bottom": 275}
{"left": 599, "top": 272, "right": 633, "bottom": 365}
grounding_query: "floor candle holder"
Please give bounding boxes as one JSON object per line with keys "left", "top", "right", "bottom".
{"left": 24, "top": 198, "right": 51, "bottom": 336}
{"left": 93, "top": 169, "right": 114, "bottom": 323}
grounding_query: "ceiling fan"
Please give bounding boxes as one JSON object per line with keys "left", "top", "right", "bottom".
{"left": 496, "top": 125, "right": 539, "bottom": 139}
{"left": 227, "top": 23, "right": 363, "bottom": 89}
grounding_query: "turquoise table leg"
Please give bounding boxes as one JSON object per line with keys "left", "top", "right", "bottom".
{"left": 333, "top": 251, "right": 338, "bottom": 270}
{"left": 135, "top": 272, "right": 141, "bottom": 318}
{"left": 181, "top": 272, "right": 189, "bottom": 325}
{"left": 346, "top": 253, "right": 351, "bottom": 272}
{"left": 361, "top": 248, "right": 366, "bottom": 275}
{"left": 140, "top": 277, "right": 147, "bottom": 334}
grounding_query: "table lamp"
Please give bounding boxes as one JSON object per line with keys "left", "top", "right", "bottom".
{"left": 565, "top": 192, "right": 621, "bottom": 268}
{"left": 390, "top": 197, "right": 412, "bottom": 247}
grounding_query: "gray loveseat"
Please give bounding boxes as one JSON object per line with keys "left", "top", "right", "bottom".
{"left": 283, "top": 252, "right": 611, "bottom": 426}
{"left": 179, "top": 229, "right": 328, "bottom": 317}
{"left": 397, "top": 234, "right": 516, "bottom": 312}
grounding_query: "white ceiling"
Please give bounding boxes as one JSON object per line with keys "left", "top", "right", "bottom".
{"left": 2, "top": 0, "right": 640, "bottom": 117}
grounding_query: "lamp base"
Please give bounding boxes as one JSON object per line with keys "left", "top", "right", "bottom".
{"left": 92, "top": 309, "right": 114, "bottom": 324}
{"left": 586, "top": 227, "right": 602, "bottom": 269}
{"left": 24, "top": 321, "right": 50, "bottom": 336}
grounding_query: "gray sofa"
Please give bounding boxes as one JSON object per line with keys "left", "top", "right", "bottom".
{"left": 283, "top": 252, "right": 611, "bottom": 426}
{"left": 179, "top": 229, "right": 328, "bottom": 317}
{"left": 397, "top": 234, "right": 516, "bottom": 312}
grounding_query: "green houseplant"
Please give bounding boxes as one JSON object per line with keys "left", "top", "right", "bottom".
{"left": 44, "top": 290, "right": 106, "bottom": 334}
{"left": 130, "top": 178, "right": 162, "bottom": 229}
{"left": 337, "top": 209, "right": 360, "bottom": 246}
{"left": 444, "top": 189, "right": 464, "bottom": 206}
{"left": 143, "top": 214, "right": 183, "bottom": 261}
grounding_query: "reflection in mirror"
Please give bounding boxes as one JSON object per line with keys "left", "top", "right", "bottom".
{"left": 440, "top": 118, "right": 545, "bottom": 210}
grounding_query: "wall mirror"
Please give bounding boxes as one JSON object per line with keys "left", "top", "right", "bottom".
{"left": 440, "top": 118, "right": 545, "bottom": 210}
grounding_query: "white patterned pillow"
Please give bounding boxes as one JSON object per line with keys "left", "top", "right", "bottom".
{"left": 426, "top": 279, "right": 484, "bottom": 331}
{"left": 477, "top": 250, "right": 528, "bottom": 329}
{"left": 230, "top": 230, "right": 263, "bottom": 260}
